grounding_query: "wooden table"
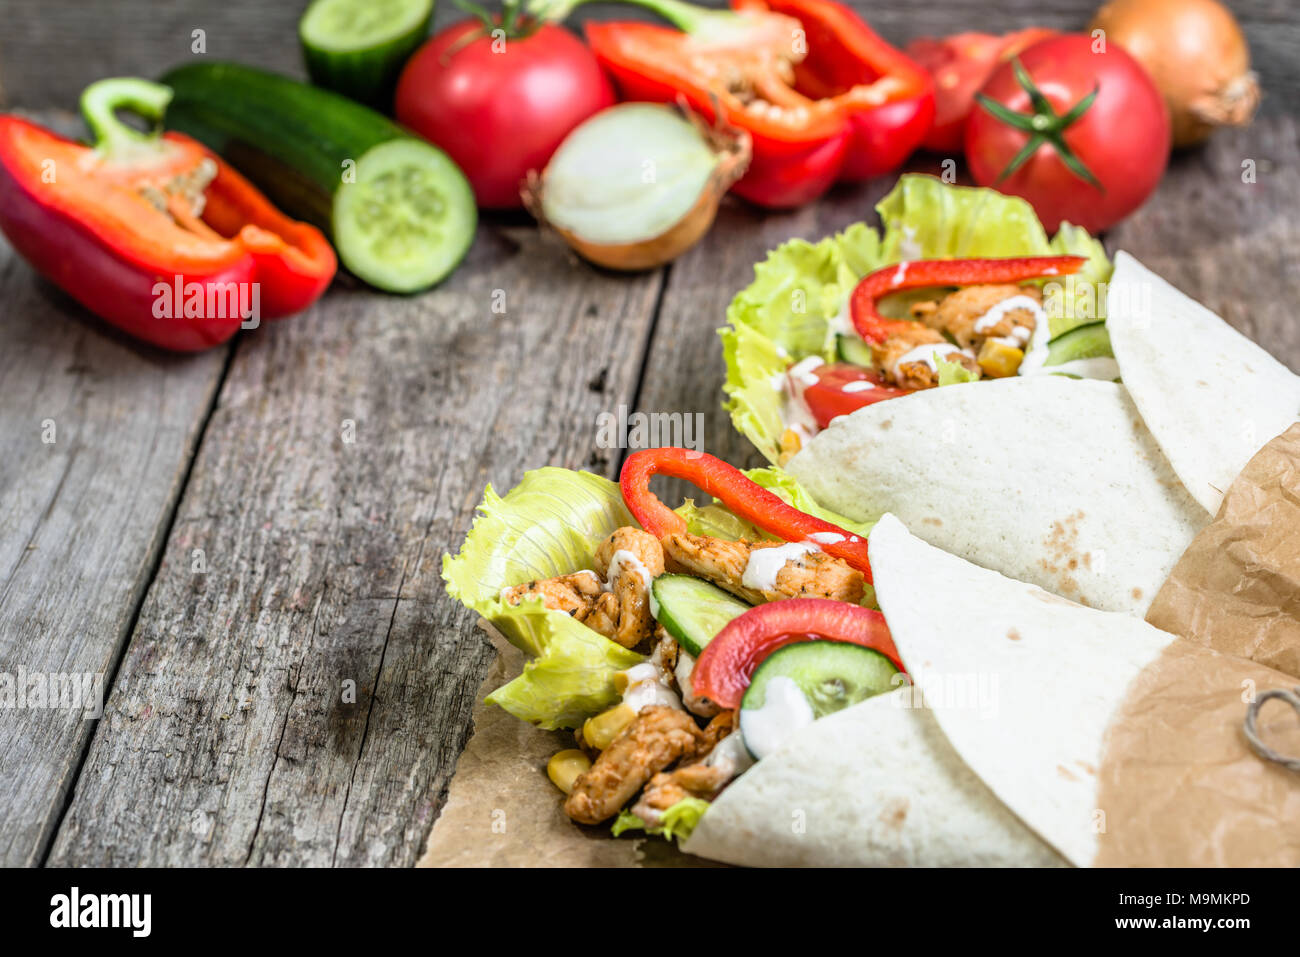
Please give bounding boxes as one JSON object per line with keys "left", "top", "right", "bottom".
{"left": 1, "top": 0, "right": 1297, "bottom": 867}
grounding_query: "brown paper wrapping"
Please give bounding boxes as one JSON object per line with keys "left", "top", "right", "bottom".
{"left": 1146, "top": 423, "right": 1300, "bottom": 678}
{"left": 418, "top": 626, "right": 720, "bottom": 868}
{"left": 1095, "top": 640, "right": 1300, "bottom": 867}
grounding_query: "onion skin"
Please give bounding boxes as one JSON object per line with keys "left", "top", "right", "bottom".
{"left": 1090, "top": 0, "right": 1259, "bottom": 148}
{"left": 523, "top": 109, "right": 751, "bottom": 272}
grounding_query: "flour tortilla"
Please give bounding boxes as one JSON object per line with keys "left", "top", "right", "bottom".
{"left": 868, "top": 513, "right": 1172, "bottom": 865}
{"left": 1106, "top": 252, "right": 1300, "bottom": 515}
{"left": 682, "top": 686, "right": 1064, "bottom": 867}
{"left": 788, "top": 376, "right": 1206, "bottom": 615}
{"left": 869, "top": 513, "right": 1300, "bottom": 867}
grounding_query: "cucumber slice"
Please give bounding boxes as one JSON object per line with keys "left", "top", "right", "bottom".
{"left": 300, "top": 0, "right": 434, "bottom": 109}
{"left": 161, "top": 62, "right": 476, "bottom": 293}
{"left": 651, "top": 574, "right": 751, "bottom": 657}
{"left": 1046, "top": 321, "right": 1112, "bottom": 366}
{"left": 835, "top": 334, "right": 874, "bottom": 367}
{"left": 333, "top": 139, "right": 477, "bottom": 293}
{"left": 742, "top": 641, "right": 898, "bottom": 717}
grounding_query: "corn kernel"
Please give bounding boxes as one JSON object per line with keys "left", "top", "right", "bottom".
{"left": 547, "top": 749, "right": 592, "bottom": 795}
{"left": 977, "top": 339, "right": 1025, "bottom": 378}
{"left": 582, "top": 703, "right": 635, "bottom": 751}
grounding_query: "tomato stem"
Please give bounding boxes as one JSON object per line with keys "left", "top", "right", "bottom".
{"left": 974, "top": 56, "right": 1103, "bottom": 190}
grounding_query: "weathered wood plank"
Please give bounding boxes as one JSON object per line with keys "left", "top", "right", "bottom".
{"left": 46, "top": 227, "right": 665, "bottom": 866}
{"left": 0, "top": 237, "right": 229, "bottom": 867}
{"left": 3, "top": 1, "right": 1298, "bottom": 114}
{"left": 1108, "top": 114, "right": 1300, "bottom": 369}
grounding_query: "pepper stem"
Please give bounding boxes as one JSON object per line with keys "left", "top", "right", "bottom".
{"left": 526, "top": 0, "right": 744, "bottom": 37}
{"left": 80, "top": 77, "right": 173, "bottom": 160}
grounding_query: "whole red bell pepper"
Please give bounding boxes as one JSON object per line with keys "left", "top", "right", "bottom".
{"left": 619, "top": 447, "right": 873, "bottom": 578}
{"left": 849, "top": 255, "right": 1086, "bottom": 344}
{"left": 691, "top": 598, "right": 901, "bottom": 709}
{"left": 531, "top": 0, "right": 933, "bottom": 208}
{"left": 0, "top": 78, "right": 335, "bottom": 352}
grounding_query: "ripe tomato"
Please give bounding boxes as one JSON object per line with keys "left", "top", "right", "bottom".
{"left": 965, "top": 34, "right": 1170, "bottom": 233}
{"left": 801, "top": 363, "right": 911, "bottom": 429}
{"left": 395, "top": 21, "right": 615, "bottom": 209}
{"left": 907, "top": 29, "right": 1056, "bottom": 154}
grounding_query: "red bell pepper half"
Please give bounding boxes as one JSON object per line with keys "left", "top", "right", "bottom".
{"left": 558, "top": 0, "right": 932, "bottom": 208}
{"left": 691, "top": 598, "right": 901, "bottom": 709}
{"left": 619, "top": 447, "right": 873, "bottom": 578}
{"left": 849, "top": 255, "right": 1086, "bottom": 345}
{"left": 0, "top": 78, "right": 335, "bottom": 352}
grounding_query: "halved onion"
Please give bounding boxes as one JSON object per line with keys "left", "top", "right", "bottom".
{"left": 523, "top": 103, "right": 750, "bottom": 271}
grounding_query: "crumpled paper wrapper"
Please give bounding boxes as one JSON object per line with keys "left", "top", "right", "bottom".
{"left": 418, "top": 625, "right": 721, "bottom": 868}
{"left": 1146, "top": 423, "right": 1300, "bottom": 679}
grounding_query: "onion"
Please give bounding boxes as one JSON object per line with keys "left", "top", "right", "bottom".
{"left": 1090, "top": 0, "right": 1259, "bottom": 148}
{"left": 524, "top": 103, "right": 750, "bottom": 271}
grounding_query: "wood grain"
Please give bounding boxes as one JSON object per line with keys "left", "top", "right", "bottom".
{"left": 45, "top": 227, "right": 664, "bottom": 866}
{"left": 0, "top": 237, "right": 229, "bottom": 866}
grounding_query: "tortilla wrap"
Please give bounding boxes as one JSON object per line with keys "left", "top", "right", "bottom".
{"left": 869, "top": 513, "right": 1300, "bottom": 867}
{"left": 682, "top": 686, "right": 1065, "bottom": 867}
{"left": 787, "top": 377, "right": 1206, "bottom": 615}
{"left": 1106, "top": 252, "right": 1300, "bottom": 515}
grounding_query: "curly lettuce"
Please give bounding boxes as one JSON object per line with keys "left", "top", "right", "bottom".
{"left": 611, "top": 797, "right": 711, "bottom": 843}
{"left": 442, "top": 468, "right": 644, "bottom": 730}
{"left": 721, "top": 174, "right": 1114, "bottom": 464}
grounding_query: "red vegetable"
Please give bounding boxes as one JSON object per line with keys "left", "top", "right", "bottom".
{"left": 849, "top": 255, "right": 1086, "bottom": 345}
{"left": 619, "top": 447, "right": 872, "bottom": 578}
{"left": 0, "top": 78, "right": 335, "bottom": 352}
{"left": 395, "top": 16, "right": 614, "bottom": 210}
{"left": 691, "top": 598, "right": 901, "bottom": 709}
{"left": 966, "top": 35, "right": 1170, "bottom": 233}
{"left": 581, "top": 0, "right": 933, "bottom": 209}
{"left": 906, "top": 28, "right": 1057, "bottom": 154}
{"left": 800, "top": 363, "right": 911, "bottom": 428}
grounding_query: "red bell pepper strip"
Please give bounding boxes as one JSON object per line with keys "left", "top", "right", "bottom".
{"left": 849, "top": 255, "right": 1086, "bottom": 345}
{"left": 533, "top": 0, "right": 932, "bottom": 208}
{"left": 619, "top": 447, "right": 873, "bottom": 579}
{"left": 691, "top": 598, "right": 901, "bottom": 709}
{"left": 0, "top": 78, "right": 335, "bottom": 352}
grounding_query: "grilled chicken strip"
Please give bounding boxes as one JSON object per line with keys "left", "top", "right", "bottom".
{"left": 633, "top": 712, "right": 743, "bottom": 820}
{"left": 593, "top": 527, "right": 665, "bottom": 648}
{"left": 564, "top": 706, "right": 702, "bottom": 825}
{"left": 499, "top": 571, "right": 620, "bottom": 639}
{"left": 910, "top": 283, "right": 1041, "bottom": 351}
{"left": 663, "top": 532, "right": 865, "bottom": 605}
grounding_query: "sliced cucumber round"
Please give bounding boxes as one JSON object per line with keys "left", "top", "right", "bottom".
{"left": 742, "top": 641, "right": 899, "bottom": 717}
{"left": 835, "top": 334, "right": 875, "bottom": 367}
{"left": 333, "top": 138, "right": 477, "bottom": 293}
{"left": 650, "top": 574, "right": 751, "bottom": 657}
{"left": 1045, "top": 320, "right": 1112, "bottom": 366}
{"left": 300, "top": 0, "right": 433, "bottom": 109}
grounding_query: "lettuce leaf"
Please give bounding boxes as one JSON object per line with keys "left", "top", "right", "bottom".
{"left": 676, "top": 466, "right": 876, "bottom": 542}
{"left": 442, "top": 468, "right": 644, "bottom": 730}
{"left": 936, "top": 353, "right": 980, "bottom": 386}
{"left": 720, "top": 174, "right": 1112, "bottom": 462}
{"left": 610, "top": 797, "right": 711, "bottom": 843}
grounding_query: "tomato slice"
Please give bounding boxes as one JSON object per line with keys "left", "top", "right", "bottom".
{"left": 907, "top": 29, "right": 1057, "bottom": 154}
{"left": 801, "top": 363, "right": 912, "bottom": 428}
{"left": 691, "top": 598, "right": 902, "bottom": 709}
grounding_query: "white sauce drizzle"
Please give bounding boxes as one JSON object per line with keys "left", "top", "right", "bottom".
{"left": 840, "top": 379, "right": 876, "bottom": 393}
{"left": 703, "top": 732, "right": 755, "bottom": 775}
{"left": 739, "top": 676, "right": 814, "bottom": 758}
{"left": 972, "top": 294, "right": 1045, "bottom": 336}
{"left": 807, "top": 531, "right": 845, "bottom": 544}
{"left": 892, "top": 261, "right": 909, "bottom": 285}
{"left": 741, "top": 541, "right": 819, "bottom": 592}
{"left": 605, "top": 549, "right": 651, "bottom": 593}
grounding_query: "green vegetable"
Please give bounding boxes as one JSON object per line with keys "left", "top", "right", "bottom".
{"left": 442, "top": 468, "right": 644, "bottom": 729}
{"left": 741, "top": 641, "right": 898, "bottom": 718}
{"left": 651, "top": 575, "right": 751, "bottom": 656}
{"left": 611, "top": 797, "right": 711, "bottom": 842}
{"left": 299, "top": 0, "right": 434, "bottom": 109}
{"left": 835, "top": 333, "right": 874, "bottom": 367}
{"left": 721, "top": 174, "right": 1113, "bottom": 463}
{"left": 677, "top": 466, "right": 876, "bottom": 543}
{"left": 1045, "top": 321, "right": 1113, "bottom": 366}
{"left": 936, "top": 353, "right": 980, "bottom": 386}
{"left": 161, "top": 61, "right": 475, "bottom": 293}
